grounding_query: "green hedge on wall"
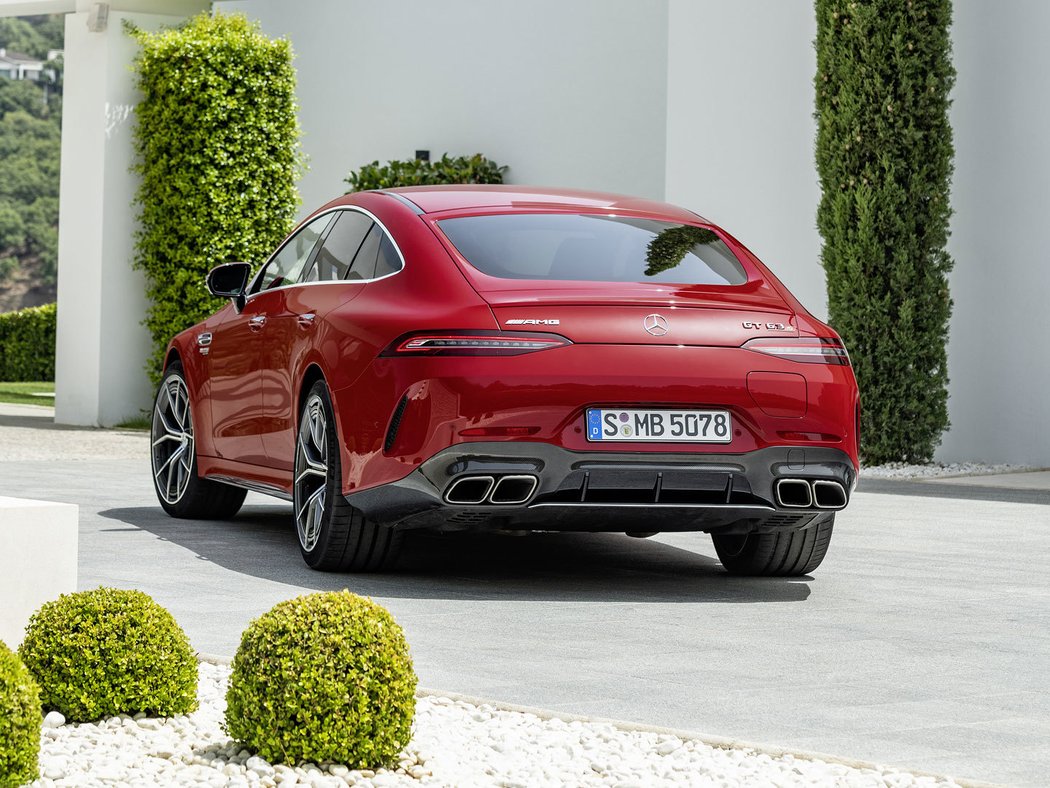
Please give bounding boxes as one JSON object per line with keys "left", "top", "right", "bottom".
{"left": 815, "top": 0, "right": 956, "bottom": 464}
{"left": 345, "top": 153, "right": 506, "bottom": 192}
{"left": 129, "top": 13, "right": 303, "bottom": 382}
{"left": 0, "top": 302, "right": 55, "bottom": 381}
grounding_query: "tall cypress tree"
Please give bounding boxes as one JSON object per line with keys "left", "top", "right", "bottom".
{"left": 815, "top": 0, "right": 955, "bottom": 463}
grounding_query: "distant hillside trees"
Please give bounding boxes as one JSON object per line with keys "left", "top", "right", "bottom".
{"left": 0, "top": 14, "right": 62, "bottom": 306}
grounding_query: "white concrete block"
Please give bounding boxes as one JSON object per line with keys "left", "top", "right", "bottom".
{"left": 0, "top": 496, "right": 78, "bottom": 649}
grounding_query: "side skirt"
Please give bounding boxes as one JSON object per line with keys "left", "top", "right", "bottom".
{"left": 197, "top": 456, "right": 293, "bottom": 501}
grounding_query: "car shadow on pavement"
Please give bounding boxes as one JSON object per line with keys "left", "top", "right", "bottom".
{"left": 99, "top": 504, "right": 813, "bottom": 605}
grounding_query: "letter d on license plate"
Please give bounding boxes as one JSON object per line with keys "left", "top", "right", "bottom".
{"left": 586, "top": 408, "right": 732, "bottom": 443}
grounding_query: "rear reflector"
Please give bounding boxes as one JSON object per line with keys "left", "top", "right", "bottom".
{"left": 384, "top": 331, "right": 571, "bottom": 357}
{"left": 742, "top": 337, "right": 851, "bottom": 366}
{"left": 459, "top": 426, "right": 541, "bottom": 437}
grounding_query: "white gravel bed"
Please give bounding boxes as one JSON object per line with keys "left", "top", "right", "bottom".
{"left": 861, "top": 461, "right": 1032, "bottom": 480}
{"left": 28, "top": 662, "right": 963, "bottom": 788}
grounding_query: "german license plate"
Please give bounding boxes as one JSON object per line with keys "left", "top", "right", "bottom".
{"left": 586, "top": 408, "right": 732, "bottom": 443}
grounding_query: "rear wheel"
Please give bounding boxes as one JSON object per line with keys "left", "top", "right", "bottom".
{"left": 294, "top": 380, "right": 403, "bottom": 572}
{"left": 151, "top": 362, "right": 246, "bottom": 519}
{"left": 712, "top": 515, "right": 834, "bottom": 576}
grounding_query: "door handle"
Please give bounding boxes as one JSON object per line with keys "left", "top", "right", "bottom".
{"left": 297, "top": 313, "right": 316, "bottom": 329}
{"left": 248, "top": 315, "right": 267, "bottom": 332}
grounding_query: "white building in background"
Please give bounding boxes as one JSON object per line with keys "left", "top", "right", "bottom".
{"left": 0, "top": 46, "right": 61, "bottom": 79}
{"left": 1, "top": 0, "right": 1047, "bottom": 466}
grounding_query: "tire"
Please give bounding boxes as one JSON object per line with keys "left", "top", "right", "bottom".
{"left": 151, "top": 362, "right": 247, "bottom": 519}
{"left": 294, "top": 380, "right": 403, "bottom": 572}
{"left": 711, "top": 515, "right": 834, "bottom": 577}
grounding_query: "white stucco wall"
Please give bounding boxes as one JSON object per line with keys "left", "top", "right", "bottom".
{"left": 55, "top": 9, "right": 196, "bottom": 427}
{"left": 217, "top": 0, "right": 669, "bottom": 216}
{"left": 937, "top": 1, "right": 1050, "bottom": 465}
{"left": 664, "top": 0, "right": 825, "bottom": 319}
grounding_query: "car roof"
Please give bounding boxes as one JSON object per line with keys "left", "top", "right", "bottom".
{"left": 357, "top": 185, "right": 707, "bottom": 223}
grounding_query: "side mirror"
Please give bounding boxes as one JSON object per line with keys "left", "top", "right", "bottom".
{"left": 207, "top": 262, "right": 251, "bottom": 312}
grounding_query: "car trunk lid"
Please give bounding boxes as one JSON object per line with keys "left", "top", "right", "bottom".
{"left": 483, "top": 286, "right": 798, "bottom": 346}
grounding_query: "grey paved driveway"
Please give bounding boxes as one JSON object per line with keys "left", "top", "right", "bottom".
{"left": 2, "top": 409, "right": 1048, "bottom": 785}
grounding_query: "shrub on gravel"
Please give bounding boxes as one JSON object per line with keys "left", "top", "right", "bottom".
{"left": 17, "top": 588, "right": 198, "bottom": 722}
{"left": 226, "top": 590, "right": 416, "bottom": 768}
{"left": 0, "top": 641, "right": 41, "bottom": 787}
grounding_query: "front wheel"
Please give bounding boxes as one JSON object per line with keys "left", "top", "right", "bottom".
{"left": 711, "top": 515, "right": 834, "bottom": 577}
{"left": 151, "top": 362, "right": 246, "bottom": 519}
{"left": 294, "top": 381, "right": 402, "bottom": 572}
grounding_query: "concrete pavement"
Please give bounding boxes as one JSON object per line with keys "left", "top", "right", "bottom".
{"left": 1, "top": 408, "right": 1048, "bottom": 785}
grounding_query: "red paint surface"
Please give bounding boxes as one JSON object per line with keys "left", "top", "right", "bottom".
{"left": 168, "top": 187, "right": 860, "bottom": 498}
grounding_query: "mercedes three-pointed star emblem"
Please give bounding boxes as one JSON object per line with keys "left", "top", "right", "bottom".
{"left": 643, "top": 314, "right": 669, "bottom": 336}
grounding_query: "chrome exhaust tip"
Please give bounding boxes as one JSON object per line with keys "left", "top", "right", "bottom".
{"left": 444, "top": 475, "right": 495, "bottom": 505}
{"left": 775, "top": 478, "right": 813, "bottom": 508}
{"left": 812, "top": 479, "right": 848, "bottom": 509}
{"left": 489, "top": 475, "right": 538, "bottom": 505}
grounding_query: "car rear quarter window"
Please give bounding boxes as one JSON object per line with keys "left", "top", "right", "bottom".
{"left": 374, "top": 233, "right": 402, "bottom": 278}
{"left": 436, "top": 213, "right": 747, "bottom": 286}
{"left": 307, "top": 211, "right": 373, "bottom": 281}
{"left": 348, "top": 224, "right": 382, "bottom": 280}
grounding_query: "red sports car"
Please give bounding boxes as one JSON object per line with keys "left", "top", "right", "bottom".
{"left": 151, "top": 186, "right": 859, "bottom": 576}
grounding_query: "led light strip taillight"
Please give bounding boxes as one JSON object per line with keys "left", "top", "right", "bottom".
{"left": 385, "top": 332, "right": 571, "bottom": 356}
{"left": 742, "top": 337, "right": 851, "bottom": 366}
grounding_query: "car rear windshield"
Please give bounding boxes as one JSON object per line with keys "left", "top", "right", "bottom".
{"left": 436, "top": 213, "right": 748, "bottom": 285}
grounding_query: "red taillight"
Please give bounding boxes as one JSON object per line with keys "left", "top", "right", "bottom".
{"left": 383, "top": 331, "right": 571, "bottom": 357}
{"left": 742, "top": 337, "right": 851, "bottom": 366}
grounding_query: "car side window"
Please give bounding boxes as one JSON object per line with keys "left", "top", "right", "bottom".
{"left": 254, "top": 214, "right": 332, "bottom": 293}
{"left": 305, "top": 211, "right": 373, "bottom": 282}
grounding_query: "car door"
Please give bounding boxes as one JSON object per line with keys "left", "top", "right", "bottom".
{"left": 206, "top": 213, "right": 333, "bottom": 464}
{"left": 260, "top": 209, "right": 376, "bottom": 469}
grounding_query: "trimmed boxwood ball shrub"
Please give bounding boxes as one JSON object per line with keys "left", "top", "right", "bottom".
{"left": 0, "top": 641, "right": 41, "bottom": 787}
{"left": 226, "top": 590, "right": 417, "bottom": 768}
{"left": 17, "top": 588, "right": 198, "bottom": 723}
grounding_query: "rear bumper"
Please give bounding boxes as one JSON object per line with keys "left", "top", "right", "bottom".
{"left": 344, "top": 442, "right": 855, "bottom": 533}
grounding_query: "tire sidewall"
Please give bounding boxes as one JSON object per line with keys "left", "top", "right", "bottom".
{"left": 296, "top": 381, "right": 343, "bottom": 566}
{"left": 151, "top": 363, "right": 200, "bottom": 513}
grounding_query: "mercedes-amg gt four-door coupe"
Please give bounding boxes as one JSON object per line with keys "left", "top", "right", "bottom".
{"left": 151, "top": 186, "right": 859, "bottom": 575}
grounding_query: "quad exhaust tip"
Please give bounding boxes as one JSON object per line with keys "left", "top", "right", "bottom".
{"left": 444, "top": 475, "right": 495, "bottom": 505}
{"left": 489, "top": 475, "right": 539, "bottom": 505}
{"left": 775, "top": 478, "right": 848, "bottom": 510}
{"left": 812, "top": 479, "right": 847, "bottom": 509}
{"left": 775, "top": 478, "right": 813, "bottom": 508}
{"left": 444, "top": 474, "right": 538, "bottom": 506}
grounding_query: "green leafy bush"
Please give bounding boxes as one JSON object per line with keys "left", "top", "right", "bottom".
{"left": 0, "top": 302, "right": 56, "bottom": 382}
{"left": 226, "top": 591, "right": 416, "bottom": 768}
{"left": 815, "top": 0, "right": 955, "bottom": 463}
{"left": 17, "top": 588, "right": 198, "bottom": 723}
{"left": 129, "top": 12, "right": 303, "bottom": 382}
{"left": 0, "top": 641, "right": 41, "bottom": 787}
{"left": 346, "top": 153, "right": 506, "bottom": 192}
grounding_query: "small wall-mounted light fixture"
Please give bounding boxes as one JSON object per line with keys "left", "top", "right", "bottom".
{"left": 87, "top": 3, "right": 110, "bottom": 33}
{"left": 415, "top": 150, "right": 430, "bottom": 162}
